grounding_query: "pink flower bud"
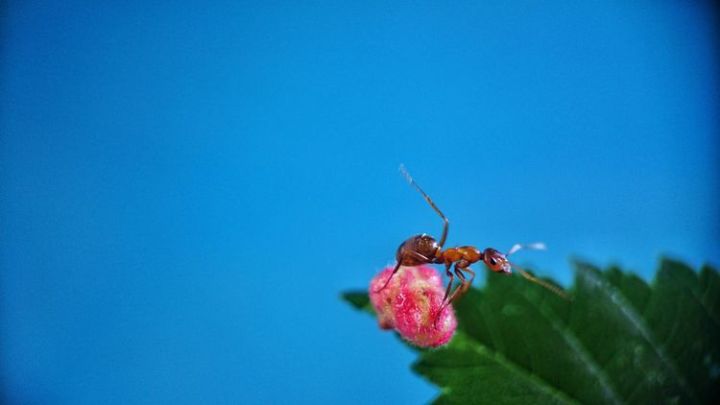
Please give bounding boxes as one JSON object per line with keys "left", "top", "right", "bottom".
{"left": 369, "top": 265, "right": 457, "bottom": 348}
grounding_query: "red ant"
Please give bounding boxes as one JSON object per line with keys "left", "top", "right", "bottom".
{"left": 376, "top": 165, "right": 569, "bottom": 317}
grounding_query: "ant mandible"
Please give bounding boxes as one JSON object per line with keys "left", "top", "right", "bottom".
{"left": 375, "top": 165, "right": 568, "bottom": 314}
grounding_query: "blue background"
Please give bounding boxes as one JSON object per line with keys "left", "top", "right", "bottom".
{"left": 1, "top": 1, "right": 718, "bottom": 403}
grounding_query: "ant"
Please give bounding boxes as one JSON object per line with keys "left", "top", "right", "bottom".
{"left": 376, "top": 165, "right": 569, "bottom": 319}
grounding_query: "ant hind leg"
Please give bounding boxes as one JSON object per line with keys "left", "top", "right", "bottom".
{"left": 374, "top": 261, "right": 402, "bottom": 293}
{"left": 399, "top": 165, "right": 450, "bottom": 248}
{"left": 375, "top": 249, "right": 432, "bottom": 293}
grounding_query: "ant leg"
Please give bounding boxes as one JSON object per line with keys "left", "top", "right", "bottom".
{"left": 435, "top": 263, "right": 457, "bottom": 329}
{"left": 435, "top": 263, "right": 468, "bottom": 329}
{"left": 399, "top": 165, "right": 449, "bottom": 248}
{"left": 441, "top": 263, "right": 454, "bottom": 303}
{"left": 374, "top": 261, "right": 402, "bottom": 293}
{"left": 446, "top": 266, "right": 468, "bottom": 305}
{"left": 438, "top": 263, "right": 470, "bottom": 311}
{"left": 374, "top": 251, "right": 431, "bottom": 293}
{"left": 460, "top": 267, "right": 476, "bottom": 294}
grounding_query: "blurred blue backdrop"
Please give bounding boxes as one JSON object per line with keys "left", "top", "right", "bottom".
{"left": 1, "top": 1, "right": 718, "bottom": 403}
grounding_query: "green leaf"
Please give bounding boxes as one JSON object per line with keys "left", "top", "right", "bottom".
{"left": 342, "top": 259, "right": 720, "bottom": 404}
{"left": 341, "top": 291, "right": 372, "bottom": 313}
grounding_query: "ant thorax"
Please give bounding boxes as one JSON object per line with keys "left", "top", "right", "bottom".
{"left": 439, "top": 246, "right": 482, "bottom": 265}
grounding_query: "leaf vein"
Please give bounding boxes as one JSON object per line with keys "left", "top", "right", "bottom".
{"left": 521, "top": 292, "right": 623, "bottom": 405}
{"left": 583, "top": 268, "right": 698, "bottom": 403}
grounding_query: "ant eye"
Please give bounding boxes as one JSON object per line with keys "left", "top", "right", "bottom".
{"left": 489, "top": 258, "right": 497, "bottom": 265}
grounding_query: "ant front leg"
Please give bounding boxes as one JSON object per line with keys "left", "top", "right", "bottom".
{"left": 436, "top": 262, "right": 467, "bottom": 313}
{"left": 460, "top": 267, "right": 475, "bottom": 294}
{"left": 435, "top": 262, "right": 468, "bottom": 329}
{"left": 441, "top": 261, "right": 473, "bottom": 308}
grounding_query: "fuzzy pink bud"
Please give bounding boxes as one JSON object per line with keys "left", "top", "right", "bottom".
{"left": 369, "top": 265, "right": 457, "bottom": 347}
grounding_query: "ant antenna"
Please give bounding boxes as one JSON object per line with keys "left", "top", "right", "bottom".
{"left": 399, "top": 164, "right": 449, "bottom": 247}
{"left": 512, "top": 262, "right": 570, "bottom": 300}
{"left": 505, "top": 243, "right": 569, "bottom": 299}
{"left": 507, "top": 242, "right": 546, "bottom": 256}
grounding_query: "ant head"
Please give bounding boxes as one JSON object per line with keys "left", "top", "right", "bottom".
{"left": 482, "top": 248, "right": 512, "bottom": 274}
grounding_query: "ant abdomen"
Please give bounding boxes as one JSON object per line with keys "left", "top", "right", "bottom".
{"left": 397, "top": 234, "right": 440, "bottom": 265}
